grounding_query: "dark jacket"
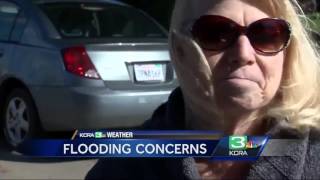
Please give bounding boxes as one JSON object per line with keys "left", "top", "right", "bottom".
{"left": 86, "top": 88, "right": 320, "bottom": 180}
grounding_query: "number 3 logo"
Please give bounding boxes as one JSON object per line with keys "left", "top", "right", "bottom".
{"left": 229, "top": 136, "right": 247, "bottom": 150}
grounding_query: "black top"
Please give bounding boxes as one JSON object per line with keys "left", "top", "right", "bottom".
{"left": 85, "top": 88, "right": 320, "bottom": 180}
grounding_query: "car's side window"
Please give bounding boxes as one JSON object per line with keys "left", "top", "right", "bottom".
{"left": 0, "top": 1, "right": 19, "bottom": 41}
{"left": 10, "top": 10, "right": 27, "bottom": 42}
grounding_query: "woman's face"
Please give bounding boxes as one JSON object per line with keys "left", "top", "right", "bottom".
{"left": 201, "top": 0, "right": 284, "bottom": 112}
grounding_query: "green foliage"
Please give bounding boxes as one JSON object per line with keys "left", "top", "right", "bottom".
{"left": 308, "top": 12, "right": 320, "bottom": 32}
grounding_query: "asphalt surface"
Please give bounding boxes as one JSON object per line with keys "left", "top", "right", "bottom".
{"left": 0, "top": 135, "right": 98, "bottom": 179}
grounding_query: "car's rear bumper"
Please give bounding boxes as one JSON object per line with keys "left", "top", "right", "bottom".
{"left": 30, "top": 86, "right": 172, "bottom": 131}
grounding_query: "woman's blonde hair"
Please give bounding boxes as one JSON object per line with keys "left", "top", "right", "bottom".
{"left": 169, "top": 0, "right": 320, "bottom": 130}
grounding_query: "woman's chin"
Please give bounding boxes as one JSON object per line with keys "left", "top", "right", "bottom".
{"left": 217, "top": 94, "right": 268, "bottom": 112}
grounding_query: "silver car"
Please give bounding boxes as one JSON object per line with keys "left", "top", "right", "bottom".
{"left": 0, "top": 0, "right": 177, "bottom": 147}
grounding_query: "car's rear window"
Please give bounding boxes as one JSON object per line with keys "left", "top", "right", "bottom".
{"left": 37, "top": 2, "right": 167, "bottom": 39}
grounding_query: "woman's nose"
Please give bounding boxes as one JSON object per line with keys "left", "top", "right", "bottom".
{"left": 228, "top": 35, "right": 256, "bottom": 66}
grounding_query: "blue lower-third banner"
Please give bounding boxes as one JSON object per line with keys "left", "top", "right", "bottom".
{"left": 20, "top": 130, "right": 269, "bottom": 160}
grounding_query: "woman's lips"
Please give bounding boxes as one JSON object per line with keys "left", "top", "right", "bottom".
{"left": 225, "top": 77, "right": 255, "bottom": 81}
{"left": 217, "top": 71, "right": 264, "bottom": 88}
{"left": 221, "top": 77, "right": 259, "bottom": 86}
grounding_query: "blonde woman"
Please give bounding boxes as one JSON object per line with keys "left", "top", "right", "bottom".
{"left": 86, "top": 0, "right": 320, "bottom": 179}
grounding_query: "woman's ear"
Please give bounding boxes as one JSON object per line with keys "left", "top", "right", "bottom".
{"left": 169, "top": 30, "right": 214, "bottom": 97}
{"left": 170, "top": 30, "right": 187, "bottom": 61}
{"left": 170, "top": 30, "right": 208, "bottom": 66}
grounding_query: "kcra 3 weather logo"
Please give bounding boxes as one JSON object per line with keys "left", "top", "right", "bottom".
{"left": 212, "top": 135, "right": 268, "bottom": 160}
{"left": 228, "top": 136, "right": 260, "bottom": 156}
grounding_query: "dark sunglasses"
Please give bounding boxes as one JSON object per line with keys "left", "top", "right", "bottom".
{"left": 191, "top": 15, "right": 291, "bottom": 54}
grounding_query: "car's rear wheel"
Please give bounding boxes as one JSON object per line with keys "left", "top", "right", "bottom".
{"left": 2, "top": 88, "right": 39, "bottom": 149}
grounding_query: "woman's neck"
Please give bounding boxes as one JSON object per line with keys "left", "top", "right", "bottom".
{"left": 185, "top": 104, "right": 264, "bottom": 135}
{"left": 223, "top": 111, "right": 258, "bottom": 135}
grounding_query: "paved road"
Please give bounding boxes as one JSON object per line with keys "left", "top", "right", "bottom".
{"left": 0, "top": 138, "right": 98, "bottom": 179}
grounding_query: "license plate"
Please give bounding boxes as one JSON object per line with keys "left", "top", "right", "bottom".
{"left": 134, "top": 64, "right": 165, "bottom": 82}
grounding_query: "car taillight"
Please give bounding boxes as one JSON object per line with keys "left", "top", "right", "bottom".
{"left": 62, "top": 46, "right": 101, "bottom": 79}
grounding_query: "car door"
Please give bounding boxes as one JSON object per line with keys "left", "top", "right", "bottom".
{"left": 0, "top": 1, "right": 20, "bottom": 77}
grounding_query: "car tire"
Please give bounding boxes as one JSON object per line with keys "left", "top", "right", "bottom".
{"left": 2, "top": 88, "right": 40, "bottom": 149}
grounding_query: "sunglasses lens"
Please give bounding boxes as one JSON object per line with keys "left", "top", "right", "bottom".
{"left": 191, "top": 15, "right": 291, "bottom": 54}
{"left": 247, "top": 19, "right": 290, "bottom": 53}
{"left": 192, "top": 16, "right": 239, "bottom": 50}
